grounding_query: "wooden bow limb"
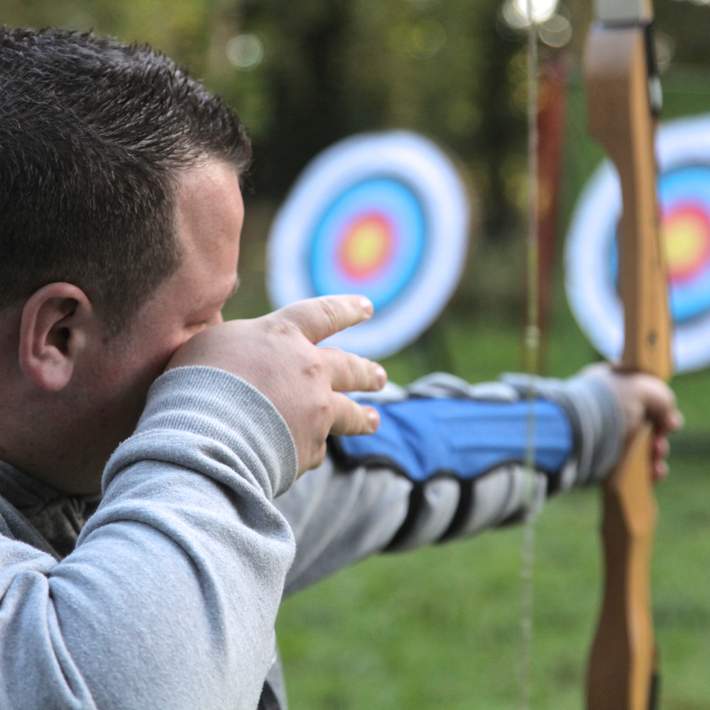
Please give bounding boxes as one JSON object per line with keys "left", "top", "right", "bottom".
{"left": 583, "top": 2, "right": 672, "bottom": 709}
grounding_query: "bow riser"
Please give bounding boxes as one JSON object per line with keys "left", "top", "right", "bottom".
{"left": 584, "top": 17, "right": 671, "bottom": 710}
{"left": 585, "top": 27, "right": 671, "bottom": 379}
{"left": 588, "top": 425, "right": 657, "bottom": 709}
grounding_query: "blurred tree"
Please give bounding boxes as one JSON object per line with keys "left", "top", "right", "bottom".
{"left": 235, "top": 0, "right": 357, "bottom": 195}
{"left": 224, "top": 0, "right": 526, "bottom": 241}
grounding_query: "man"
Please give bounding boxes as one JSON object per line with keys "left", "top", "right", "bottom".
{"left": 0, "top": 26, "right": 680, "bottom": 710}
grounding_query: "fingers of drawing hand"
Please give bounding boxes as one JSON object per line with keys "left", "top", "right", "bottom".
{"left": 320, "top": 348, "right": 387, "bottom": 393}
{"left": 276, "top": 295, "right": 373, "bottom": 344}
{"left": 329, "top": 394, "right": 380, "bottom": 437}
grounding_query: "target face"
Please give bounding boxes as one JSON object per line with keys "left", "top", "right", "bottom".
{"left": 267, "top": 132, "right": 470, "bottom": 358}
{"left": 566, "top": 114, "right": 710, "bottom": 373}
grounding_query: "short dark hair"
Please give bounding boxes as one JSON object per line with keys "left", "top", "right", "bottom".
{"left": 0, "top": 27, "right": 251, "bottom": 334}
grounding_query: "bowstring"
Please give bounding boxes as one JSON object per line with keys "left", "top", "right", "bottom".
{"left": 520, "top": 2, "right": 541, "bottom": 709}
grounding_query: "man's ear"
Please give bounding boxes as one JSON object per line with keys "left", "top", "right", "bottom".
{"left": 18, "top": 283, "right": 95, "bottom": 391}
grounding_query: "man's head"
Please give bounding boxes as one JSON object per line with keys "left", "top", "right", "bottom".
{"left": 0, "top": 26, "right": 251, "bottom": 334}
{"left": 0, "top": 28, "right": 251, "bottom": 492}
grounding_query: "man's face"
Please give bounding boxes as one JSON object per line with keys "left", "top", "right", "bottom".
{"left": 123, "top": 159, "right": 243, "bottom": 366}
{"left": 69, "top": 159, "right": 244, "bottom": 489}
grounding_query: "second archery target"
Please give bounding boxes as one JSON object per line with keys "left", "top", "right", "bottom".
{"left": 267, "top": 131, "right": 470, "bottom": 359}
{"left": 566, "top": 114, "right": 710, "bottom": 373}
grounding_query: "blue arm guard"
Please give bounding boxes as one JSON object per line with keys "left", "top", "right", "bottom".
{"left": 332, "top": 397, "right": 573, "bottom": 482}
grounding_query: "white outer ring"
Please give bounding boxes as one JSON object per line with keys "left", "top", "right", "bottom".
{"left": 267, "top": 131, "right": 470, "bottom": 359}
{"left": 565, "top": 114, "right": 710, "bottom": 374}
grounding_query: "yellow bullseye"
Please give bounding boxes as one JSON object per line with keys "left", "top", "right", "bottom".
{"left": 339, "top": 215, "right": 394, "bottom": 279}
{"left": 662, "top": 211, "right": 710, "bottom": 280}
{"left": 343, "top": 220, "right": 389, "bottom": 268}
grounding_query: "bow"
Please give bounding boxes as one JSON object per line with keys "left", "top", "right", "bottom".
{"left": 583, "top": 1, "right": 672, "bottom": 708}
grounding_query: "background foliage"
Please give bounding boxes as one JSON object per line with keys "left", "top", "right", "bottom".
{"left": 4, "top": 1, "right": 710, "bottom": 707}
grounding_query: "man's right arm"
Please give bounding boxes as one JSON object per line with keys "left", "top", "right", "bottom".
{"left": 0, "top": 367, "right": 295, "bottom": 709}
{"left": 0, "top": 295, "right": 387, "bottom": 710}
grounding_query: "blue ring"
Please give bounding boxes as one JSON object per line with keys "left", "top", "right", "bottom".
{"left": 307, "top": 176, "right": 427, "bottom": 311}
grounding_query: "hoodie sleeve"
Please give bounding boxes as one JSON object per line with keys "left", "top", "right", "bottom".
{"left": 0, "top": 366, "right": 297, "bottom": 710}
{"left": 278, "top": 370, "right": 623, "bottom": 594}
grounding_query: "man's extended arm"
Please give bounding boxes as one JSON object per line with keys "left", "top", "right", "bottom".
{"left": 277, "top": 367, "right": 678, "bottom": 595}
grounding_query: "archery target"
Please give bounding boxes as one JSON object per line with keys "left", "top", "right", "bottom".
{"left": 566, "top": 114, "right": 710, "bottom": 373}
{"left": 267, "top": 131, "right": 470, "bottom": 358}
